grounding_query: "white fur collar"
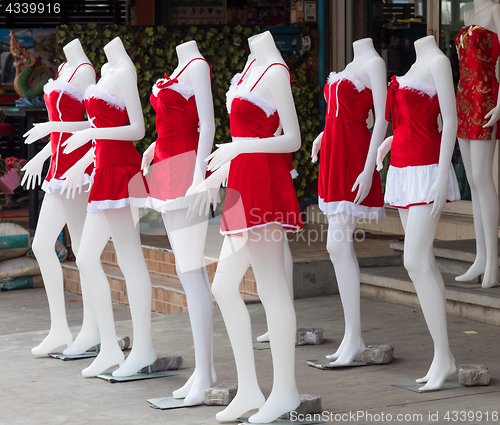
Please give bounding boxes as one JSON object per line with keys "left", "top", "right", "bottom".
{"left": 84, "top": 84, "right": 126, "bottom": 110}
{"left": 226, "top": 86, "right": 277, "bottom": 117}
{"left": 152, "top": 78, "right": 195, "bottom": 100}
{"left": 328, "top": 70, "right": 366, "bottom": 92}
{"left": 396, "top": 76, "right": 437, "bottom": 98}
{"left": 44, "top": 79, "right": 84, "bottom": 102}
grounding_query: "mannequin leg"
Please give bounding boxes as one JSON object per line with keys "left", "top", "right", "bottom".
{"left": 400, "top": 205, "right": 456, "bottom": 391}
{"left": 110, "top": 207, "right": 157, "bottom": 377}
{"left": 211, "top": 236, "right": 265, "bottom": 422}
{"left": 76, "top": 212, "right": 125, "bottom": 377}
{"left": 162, "top": 208, "right": 216, "bottom": 406}
{"left": 61, "top": 191, "right": 101, "bottom": 355}
{"left": 247, "top": 225, "right": 300, "bottom": 423}
{"left": 256, "top": 237, "right": 294, "bottom": 342}
{"left": 31, "top": 193, "right": 73, "bottom": 355}
{"left": 456, "top": 138, "right": 499, "bottom": 287}
{"left": 324, "top": 213, "right": 365, "bottom": 366}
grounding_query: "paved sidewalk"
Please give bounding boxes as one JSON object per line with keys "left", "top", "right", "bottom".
{"left": 1, "top": 288, "right": 499, "bottom": 425}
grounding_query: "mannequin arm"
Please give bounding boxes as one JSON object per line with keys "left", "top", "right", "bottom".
{"left": 311, "top": 131, "right": 323, "bottom": 163}
{"left": 63, "top": 67, "right": 145, "bottom": 153}
{"left": 141, "top": 141, "right": 156, "bottom": 176}
{"left": 188, "top": 60, "right": 215, "bottom": 189}
{"left": 352, "top": 57, "right": 388, "bottom": 204}
{"left": 428, "top": 55, "right": 458, "bottom": 217}
{"left": 483, "top": 6, "right": 500, "bottom": 128}
{"left": 186, "top": 162, "right": 229, "bottom": 220}
{"left": 376, "top": 136, "right": 392, "bottom": 171}
{"left": 206, "top": 66, "right": 300, "bottom": 171}
{"left": 60, "top": 148, "right": 94, "bottom": 199}
{"left": 20, "top": 142, "right": 52, "bottom": 189}
{"left": 24, "top": 121, "right": 91, "bottom": 145}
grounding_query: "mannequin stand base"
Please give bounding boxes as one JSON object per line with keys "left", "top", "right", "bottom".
{"left": 97, "top": 369, "right": 177, "bottom": 383}
{"left": 306, "top": 359, "right": 369, "bottom": 369}
{"left": 147, "top": 396, "right": 203, "bottom": 410}
{"left": 49, "top": 346, "right": 100, "bottom": 360}
{"left": 391, "top": 379, "right": 461, "bottom": 393}
{"left": 239, "top": 417, "right": 325, "bottom": 425}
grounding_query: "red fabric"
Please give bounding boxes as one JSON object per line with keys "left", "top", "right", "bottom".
{"left": 319, "top": 77, "right": 384, "bottom": 208}
{"left": 386, "top": 76, "right": 441, "bottom": 168}
{"left": 84, "top": 94, "right": 148, "bottom": 205}
{"left": 222, "top": 95, "right": 303, "bottom": 233}
{"left": 455, "top": 25, "right": 500, "bottom": 140}
{"left": 44, "top": 88, "right": 93, "bottom": 182}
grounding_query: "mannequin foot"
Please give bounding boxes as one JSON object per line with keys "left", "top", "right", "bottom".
{"left": 215, "top": 390, "right": 265, "bottom": 422}
{"left": 183, "top": 372, "right": 215, "bottom": 406}
{"left": 329, "top": 339, "right": 365, "bottom": 366}
{"left": 481, "top": 266, "right": 499, "bottom": 289}
{"left": 248, "top": 388, "right": 301, "bottom": 424}
{"left": 63, "top": 329, "right": 100, "bottom": 355}
{"left": 455, "top": 260, "right": 485, "bottom": 282}
{"left": 174, "top": 366, "right": 217, "bottom": 399}
{"left": 417, "top": 354, "right": 456, "bottom": 391}
{"left": 112, "top": 343, "right": 156, "bottom": 377}
{"left": 31, "top": 328, "right": 73, "bottom": 355}
{"left": 82, "top": 347, "right": 124, "bottom": 377}
{"left": 256, "top": 331, "right": 270, "bottom": 342}
{"left": 325, "top": 336, "right": 347, "bottom": 360}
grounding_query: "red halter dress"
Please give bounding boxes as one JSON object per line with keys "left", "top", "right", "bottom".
{"left": 147, "top": 58, "right": 211, "bottom": 211}
{"left": 455, "top": 25, "right": 500, "bottom": 141}
{"left": 385, "top": 75, "right": 460, "bottom": 208}
{"left": 318, "top": 70, "right": 385, "bottom": 219}
{"left": 84, "top": 85, "right": 149, "bottom": 212}
{"left": 42, "top": 62, "right": 95, "bottom": 194}
{"left": 221, "top": 63, "right": 303, "bottom": 235}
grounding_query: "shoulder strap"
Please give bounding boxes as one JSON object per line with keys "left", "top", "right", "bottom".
{"left": 68, "top": 63, "right": 97, "bottom": 82}
{"left": 237, "top": 59, "right": 256, "bottom": 86}
{"left": 54, "top": 62, "right": 68, "bottom": 80}
{"left": 250, "top": 63, "right": 291, "bottom": 92}
{"left": 174, "top": 57, "right": 212, "bottom": 82}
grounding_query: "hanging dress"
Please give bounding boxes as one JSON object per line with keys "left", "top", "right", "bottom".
{"left": 384, "top": 75, "right": 460, "bottom": 208}
{"left": 221, "top": 63, "right": 303, "bottom": 235}
{"left": 42, "top": 62, "right": 95, "bottom": 194}
{"left": 84, "top": 85, "right": 148, "bottom": 212}
{"left": 318, "top": 70, "right": 385, "bottom": 219}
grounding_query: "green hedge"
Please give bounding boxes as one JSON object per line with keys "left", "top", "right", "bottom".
{"left": 56, "top": 23, "right": 321, "bottom": 201}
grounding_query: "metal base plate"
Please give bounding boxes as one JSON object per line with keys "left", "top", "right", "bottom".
{"left": 97, "top": 370, "right": 177, "bottom": 383}
{"left": 239, "top": 417, "right": 325, "bottom": 425}
{"left": 147, "top": 396, "right": 191, "bottom": 409}
{"left": 306, "top": 359, "right": 368, "bottom": 369}
{"left": 49, "top": 350, "right": 99, "bottom": 360}
{"left": 391, "top": 378, "right": 462, "bottom": 393}
{"left": 253, "top": 341, "right": 271, "bottom": 350}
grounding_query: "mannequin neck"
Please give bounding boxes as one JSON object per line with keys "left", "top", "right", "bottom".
{"left": 63, "top": 39, "right": 89, "bottom": 66}
{"left": 247, "top": 33, "right": 263, "bottom": 56}
{"left": 352, "top": 38, "right": 377, "bottom": 61}
{"left": 104, "top": 37, "right": 132, "bottom": 68}
{"left": 414, "top": 36, "right": 441, "bottom": 61}
{"left": 251, "top": 31, "right": 283, "bottom": 67}
{"left": 176, "top": 41, "right": 202, "bottom": 65}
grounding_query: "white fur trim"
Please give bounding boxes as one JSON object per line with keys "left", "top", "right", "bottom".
{"left": 384, "top": 163, "right": 460, "bottom": 208}
{"left": 44, "top": 79, "right": 84, "bottom": 102}
{"left": 85, "top": 84, "right": 126, "bottom": 110}
{"left": 396, "top": 76, "right": 437, "bottom": 98}
{"left": 226, "top": 87, "right": 277, "bottom": 117}
{"left": 145, "top": 195, "right": 185, "bottom": 212}
{"left": 42, "top": 174, "right": 92, "bottom": 195}
{"left": 87, "top": 196, "right": 146, "bottom": 212}
{"left": 290, "top": 169, "right": 299, "bottom": 179}
{"left": 229, "top": 72, "right": 242, "bottom": 90}
{"left": 152, "top": 78, "right": 194, "bottom": 100}
{"left": 318, "top": 198, "right": 386, "bottom": 220}
{"left": 220, "top": 221, "right": 302, "bottom": 235}
{"left": 328, "top": 70, "right": 366, "bottom": 92}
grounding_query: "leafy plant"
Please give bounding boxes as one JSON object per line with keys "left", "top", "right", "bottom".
{"left": 55, "top": 24, "right": 322, "bottom": 201}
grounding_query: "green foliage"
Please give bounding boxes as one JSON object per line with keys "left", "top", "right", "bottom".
{"left": 56, "top": 24, "right": 322, "bottom": 201}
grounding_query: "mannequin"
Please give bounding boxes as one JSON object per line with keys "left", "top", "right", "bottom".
{"left": 60, "top": 37, "right": 156, "bottom": 377}
{"left": 21, "top": 39, "right": 98, "bottom": 356}
{"left": 311, "top": 38, "right": 387, "bottom": 366}
{"left": 377, "top": 36, "right": 459, "bottom": 391}
{"left": 140, "top": 40, "right": 216, "bottom": 406}
{"left": 188, "top": 31, "right": 301, "bottom": 423}
{"left": 454, "top": 0, "right": 500, "bottom": 288}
